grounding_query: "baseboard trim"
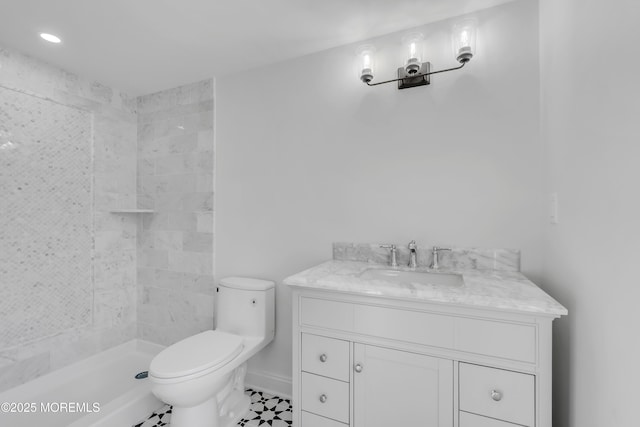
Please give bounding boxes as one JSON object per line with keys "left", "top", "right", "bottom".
{"left": 246, "top": 370, "right": 292, "bottom": 400}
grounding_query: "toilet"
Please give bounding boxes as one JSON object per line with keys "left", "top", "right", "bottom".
{"left": 149, "top": 277, "right": 275, "bottom": 427}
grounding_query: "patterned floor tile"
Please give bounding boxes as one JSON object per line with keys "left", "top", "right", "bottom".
{"left": 133, "top": 389, "right": 292, "bottom": 427}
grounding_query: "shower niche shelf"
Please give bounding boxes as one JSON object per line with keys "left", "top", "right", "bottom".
{"left": 109, "top": 209, "right": 155, "bottom": 214}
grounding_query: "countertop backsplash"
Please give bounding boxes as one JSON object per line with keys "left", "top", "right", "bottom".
{"left": 332, "top": 242, "right": 520, "bottom": 272}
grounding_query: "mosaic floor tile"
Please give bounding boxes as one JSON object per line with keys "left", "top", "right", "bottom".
{"left": 134, "top": 389, "right": 292, "bottom": 427}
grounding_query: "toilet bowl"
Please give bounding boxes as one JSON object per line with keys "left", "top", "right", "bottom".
{"left": 149, "top": 277, "right": 275, "bottom": 427}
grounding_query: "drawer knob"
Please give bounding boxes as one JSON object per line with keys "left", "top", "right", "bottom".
{"left": 319, "top": 394, "right": 328, "bottom": 403}
{"left": 491, "top": 390, "right": 503, "bottom": 402}
{"left": 354, "top": 363, "right": 363, "bottom": 373}
{"left": 319, "top": 353, "right": 327, "bottom": 363}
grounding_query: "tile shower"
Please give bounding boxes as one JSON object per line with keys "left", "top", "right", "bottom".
{"left": 0, "top": 43, "right": 215, "bottom": 399}
{"left": 0, "top": 45, "right": 138, "bottom": 393}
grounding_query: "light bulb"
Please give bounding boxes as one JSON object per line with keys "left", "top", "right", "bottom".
{"left": 357, "top": 45, "right": 376, "bottom": 83}
{"left": 453, "top": 19, "right": 477, "bottom": 63}
{"left": 363, "top": 53, "right": 371, "bottom": 69}
{"left": 460, "top": 30, "right": 469, "bottom": 45}
{"left": 402, "top": 33, "right": 424, "bottom": 74}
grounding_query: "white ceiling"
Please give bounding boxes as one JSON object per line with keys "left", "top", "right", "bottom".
{"left": 0, "top": 0, "right": 513, "bottom": 96}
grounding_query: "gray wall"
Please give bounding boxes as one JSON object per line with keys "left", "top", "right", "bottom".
{"left": 539, "top": 0, "right": 640, "bottom": 425}
{"left": 215, "top": 0, "right": 542, "bottom": 391}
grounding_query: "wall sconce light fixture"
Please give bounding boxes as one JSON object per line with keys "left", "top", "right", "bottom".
{"left": 359, "top": 18, "right": 477, "bottom": 89}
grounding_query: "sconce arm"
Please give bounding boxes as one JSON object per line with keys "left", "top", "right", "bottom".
{"left": 366, "top": 61, "right": 466, "bottom": 87}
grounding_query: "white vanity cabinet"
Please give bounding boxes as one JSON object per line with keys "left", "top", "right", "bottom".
{"left": 291, "top": 289, "right": 559, "bottom": 427}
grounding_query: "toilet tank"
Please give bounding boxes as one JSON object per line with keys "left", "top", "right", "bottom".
{"left": 216, "top": 277, "right": 275, "bottom": 340}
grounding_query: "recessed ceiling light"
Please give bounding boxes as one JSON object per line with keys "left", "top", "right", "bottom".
{"left": 40, "top": 33, "right": 62, "bottom": 44}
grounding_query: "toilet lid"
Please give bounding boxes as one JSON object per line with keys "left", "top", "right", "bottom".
{"left": 150, "top": 330, "right": 243, "bottom": 379}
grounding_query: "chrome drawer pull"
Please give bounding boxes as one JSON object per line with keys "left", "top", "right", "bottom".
{"left": 354, "top": 363, "right": 363, "bottom": 373}
{"left": 491, "top": 389, "right": 503, "bottom": 402}
{"left": 319, "top": 353, "right": 327, "bottom": 363}
{"left": 319, "top": 394, "right": 327, "bottom": 403}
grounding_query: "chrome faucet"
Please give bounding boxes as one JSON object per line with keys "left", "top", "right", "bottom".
{"left": 430, "top": 246, "right": 451, "bottom": 270}
{"left": 408, "top": 240, "right": 418, "bottom": 268}
{"left": 380, "top": 244, "right": 398, "bottom": 267}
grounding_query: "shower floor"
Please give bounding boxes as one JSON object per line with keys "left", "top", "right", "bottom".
{"left": 0, "top": 340, "right": 164, "bottom": 427}
{"left": 134, "top": 388, "right": 293, "bottom": 427}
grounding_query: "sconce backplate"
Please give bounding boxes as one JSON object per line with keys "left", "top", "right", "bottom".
{"left": 397, "top": 62, "right": 431, "bottom": 89}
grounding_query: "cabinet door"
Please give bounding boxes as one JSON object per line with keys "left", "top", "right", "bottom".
{"left": 353, "top": 344, "right": 453, "bottom": 427}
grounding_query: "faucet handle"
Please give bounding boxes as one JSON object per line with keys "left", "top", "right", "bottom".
{"left": 379, "top": 244, "right": 398, "bottom": 267}
{"left": 431, "top": 246, "right": 452, "bottom": 270}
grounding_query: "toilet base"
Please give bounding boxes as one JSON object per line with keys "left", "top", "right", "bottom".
{"left": 219, "top": 392, "right": 251, "bottom": 427}
{"left": 169, "top": 392, "right": 250, "bottom": 427}
{"left": 171, "top": 396, "right": 219, "bottom": 427}
{"left": 165, "top": 364, "right": 251, "bottom": 427}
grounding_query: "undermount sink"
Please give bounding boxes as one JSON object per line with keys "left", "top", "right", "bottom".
{"left": 359, "top": 268, "right": 464, "bottom": 287}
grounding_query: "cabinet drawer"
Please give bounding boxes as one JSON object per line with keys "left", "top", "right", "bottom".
{"left": 302, "top": 411, "right": 349, "bottom": 427}
{"left": 302, "top": 334, "right": 350, "bottom": 381}
{"left": 460, "top": 411, "right": 522, "bottom": 427}
{"left": 301, "top": 372, "right": 349, "bottom": 423}
{"left": 459, "top": 363, "right": 535, "bottom": 426}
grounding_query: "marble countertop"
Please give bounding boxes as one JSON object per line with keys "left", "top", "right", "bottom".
{"left": 283, "top": 260, "right": 568, "bottom": 317}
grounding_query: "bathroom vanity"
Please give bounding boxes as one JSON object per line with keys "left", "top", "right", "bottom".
{"left": 284, "top": 258, "right": 567, "bottom": 427}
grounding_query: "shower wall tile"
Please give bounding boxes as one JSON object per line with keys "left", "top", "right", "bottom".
{"left": 182, "top": 273, "right": 216, "bottom": 295}
{"left": 137, "top": 317, "right": 214, "bottom": 347}
{"left": 0, "top": 85, "right": 94, "bottom": 351}
{"left": 154, "top": 231, "right": 184, "bottom": 251}
{"left": 182, "top": 192, "right": 214, "bottom": 211}
{"left": 0, "top": 44, "right": 137, "bottom": 392}
{"left": 143, "top": 213, "right": 170, "bottom": 230}
{"left": 151, "top": 269, "right": 215, "bottom": 295}
{"left": 0, "top": 46, "right": 135, "bottom": 112}
{"left": 168, "top": 250, "right": 213, "bottom": 275}
{"left": 93, "top": 261, "right": 136, "bottom": 292}
{"left": 198, "top": 130, "right": 214, "bottom": 150}
{"left": 155, "top": 193, "right": 185, "bottom": 211}
{"left": 94, "top": 211, "right": 138, "bottom": 232}
{"left": 155, "top": 154, "right": 185, "bottom": 174}
{"left": 137, "top": 268, "right": 156, "bottom": 287}
{"left": 167, "top": 212, "right": 198, "bottom": 231}
{"left": 197, "top": 212, "right": 214, "bottom": 233}
{"left": 94, "top": 288, "right": 137, "bottom": 328}
{"left": 0, "top": 353, "right": 50, "bottom": 392}
{"left": 183, "top": 232, "right": 214, "bottom": 252}
{"left": 138, "top": 249, "right": 169, "bottom": 269}
{"left": 136, "top": 79, "right": 215, "bottom": 345}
